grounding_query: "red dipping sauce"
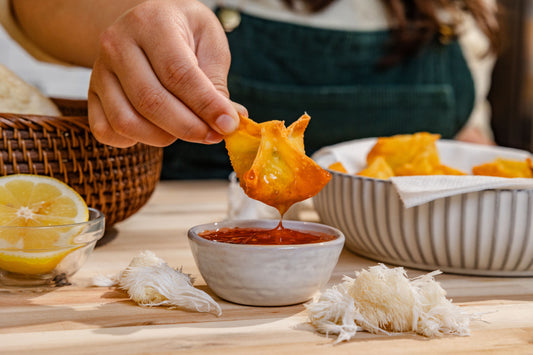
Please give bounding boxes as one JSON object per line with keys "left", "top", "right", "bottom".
{"left": 198, "top": 222, "right": 337, "bottom": 245}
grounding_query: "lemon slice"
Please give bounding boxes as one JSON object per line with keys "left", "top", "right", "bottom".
{"left": 0, "top": 249, "right": 76, "bottom": 275}
{"left": 0, "top": 174, "right": 89, "bottom": 275}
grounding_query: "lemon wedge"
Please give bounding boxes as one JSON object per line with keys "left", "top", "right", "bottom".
{"left": 0, "top": 174, "right": 89, "bottom": 275}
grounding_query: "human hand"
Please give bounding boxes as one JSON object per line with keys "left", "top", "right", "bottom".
{"left": 88, "top": 0, "right": 239, "bottom": 147}
{"left": 455, "top": 126, "right": 496, "bottom": 146}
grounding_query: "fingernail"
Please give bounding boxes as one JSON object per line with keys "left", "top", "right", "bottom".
{"left": 232, "top": 102, "right": 248, "bottom": 117}
{"left": 215, "top": 114, "right": 239, "bottom": 134}
{"left": 204, "top": 130, "right": 223, "bottom": 144}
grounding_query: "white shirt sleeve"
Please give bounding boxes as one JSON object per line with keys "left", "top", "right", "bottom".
{"left": 456, "top": 2, "right": 498, "bottom": 139}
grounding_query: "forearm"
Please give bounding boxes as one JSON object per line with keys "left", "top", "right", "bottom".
{"left": 12, "top": 0, "right": 148, "bottom": 67}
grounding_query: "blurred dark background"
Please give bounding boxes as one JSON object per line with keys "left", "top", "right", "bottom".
{"left": 490, "top": 0, "right": 533, "bottom": 152}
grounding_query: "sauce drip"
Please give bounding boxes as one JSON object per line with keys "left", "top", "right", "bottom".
{"left": 199, "top": 221, "right": 336, "bottom": 245}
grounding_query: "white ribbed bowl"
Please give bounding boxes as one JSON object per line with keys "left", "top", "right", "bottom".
{"left": 313, "top": 139, "right": 533, "bottom": 276}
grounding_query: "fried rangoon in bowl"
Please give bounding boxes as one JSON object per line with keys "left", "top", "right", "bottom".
{"left": 313, "top": 134, "right": 533, "bottom": 276}
{"left": 328, "top": 132, "right": 533, "bottom": 179}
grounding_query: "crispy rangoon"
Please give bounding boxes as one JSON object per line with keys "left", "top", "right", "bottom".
{"left": 328, "top": 161, "right": 348, "bottom": 174}
{"left": 473, "top": 157, "right": 533, "bottom": 178}
{"left": 355, "top": 132, "right": 466, "bottom": 179}
{"left": 357, "top": 156, "right": 394, "bottom": 180}
{"left": 366, "top": 132, "right": 440, "bottom": 173}
{"left": 327, "top": 133, "right": 533, "bottom": 180}
{"left": 225, "top": 114, "right": 331, "bottom": 216}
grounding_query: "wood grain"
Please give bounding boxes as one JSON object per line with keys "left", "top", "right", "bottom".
{"left": 1, "top": 180, "right": 532, "bottom": 354}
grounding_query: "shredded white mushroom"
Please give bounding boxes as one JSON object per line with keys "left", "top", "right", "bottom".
{"left": 306, "top": 264, "right": 471, "bottom": 343}
{"left": 92, "top": 250, "right": 221, "bottom": 316}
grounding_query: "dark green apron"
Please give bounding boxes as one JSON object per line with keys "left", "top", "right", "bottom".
{"left": 161, "top": 9, "right": 475, "bottom": 180}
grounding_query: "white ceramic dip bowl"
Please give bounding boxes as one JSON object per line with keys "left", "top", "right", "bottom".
{"left": 188, "top": 219, "right": 344, "bottom": 306}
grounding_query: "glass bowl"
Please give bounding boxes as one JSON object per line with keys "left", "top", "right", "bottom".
{"left": 0, "top": 208, "right": 105, "bottom": 287}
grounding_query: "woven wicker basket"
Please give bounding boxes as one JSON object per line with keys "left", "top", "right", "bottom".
{"left": 0, "top": 99, "right": 163, "bottom": 228}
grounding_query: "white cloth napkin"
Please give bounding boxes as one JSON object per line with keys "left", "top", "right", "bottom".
{"left": 312, "top": 138, "right": 533, "bottom": 208}
{"left": 390, "top": 175, "right": 533, "bottom": 208}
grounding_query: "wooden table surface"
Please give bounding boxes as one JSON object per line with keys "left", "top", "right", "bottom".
{"left": 1, "top": 180, "right": 533, "bottom": 354}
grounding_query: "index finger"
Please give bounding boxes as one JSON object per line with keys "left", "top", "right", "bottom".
{"left": 136, "top": 11, "right": 238, "bottom": 135}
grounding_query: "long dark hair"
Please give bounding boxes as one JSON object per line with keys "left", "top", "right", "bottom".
{"left": 281, "top": 0, "right": 501, "bottom": 65}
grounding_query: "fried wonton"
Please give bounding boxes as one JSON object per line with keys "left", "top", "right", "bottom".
{"left": 367, "top": 132, "right": 440, "bottom": 173}
{"left": 472, "top": 157, "right": 533, "bottom": 178}
{"left": 357, "top": 156, "right": 394, "bottom": 179}
{"left": 358, "top": 132, "right": 466, "bottom": 179}
{"left": 328, "top": 161, "right": 348, "bottom": 173}
{"left": 225, "top": 114, "right": 331, "bottom": 216}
